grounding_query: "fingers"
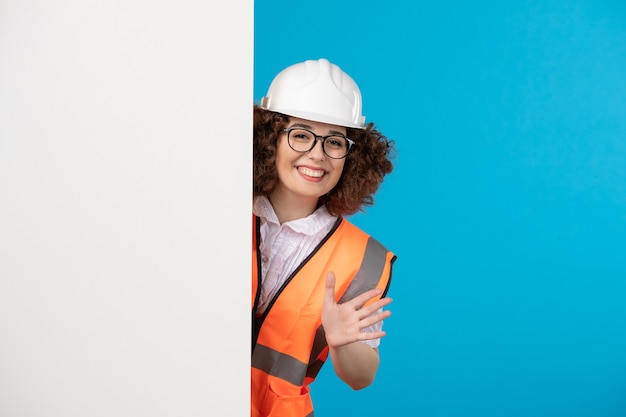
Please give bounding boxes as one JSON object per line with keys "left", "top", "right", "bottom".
{"left": 325, "top": 271, "right": 393, "bottom": 317}
{"left": 342, "top": 289, "right": 378, "bottom": 310}
{"left": 357, "top": 297, "right": 391, "bottom": 319}
{"left": 346, "top": 287, "right": 393, "bottom": 311}
{"left": 358, "top": 308, "right": 392, "bottom": 329}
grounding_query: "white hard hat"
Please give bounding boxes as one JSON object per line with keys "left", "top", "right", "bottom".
{"left": 260, "top": 58, "right": 366, "bottom": 129}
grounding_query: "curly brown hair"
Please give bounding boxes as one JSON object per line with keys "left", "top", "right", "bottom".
{"left": 253, "top": 105, "right": 395, "bottom": 216}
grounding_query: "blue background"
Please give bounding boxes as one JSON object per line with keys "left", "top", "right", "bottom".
{"left": 254, "top": 1, "right": 626, "bottom": 416}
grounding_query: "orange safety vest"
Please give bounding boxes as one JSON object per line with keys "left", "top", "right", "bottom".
{"left": 251, "top": 215, "right": 396, "bottom": 417}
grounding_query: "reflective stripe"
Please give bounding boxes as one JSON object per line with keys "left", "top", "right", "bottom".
{"left": 339, "top": 236, "right": 388, "bottom": 303}
{"left": 252, "top": 344, "right": 308, "bottom": 386}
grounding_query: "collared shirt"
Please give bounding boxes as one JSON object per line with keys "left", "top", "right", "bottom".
{"left": 253, "top": 196, "right": 382, "bottom": 348}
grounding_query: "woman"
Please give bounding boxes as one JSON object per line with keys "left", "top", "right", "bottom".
{"left": 251, "top": 58, "right": 396, "bottom": 417}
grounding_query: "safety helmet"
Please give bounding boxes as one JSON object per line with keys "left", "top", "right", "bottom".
{"left": 260, "top": 58, "right": 366, "bottom": 129}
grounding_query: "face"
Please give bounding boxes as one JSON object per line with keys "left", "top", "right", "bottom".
{"left": 271, "top": 117, "right": 347, "bottom": 208}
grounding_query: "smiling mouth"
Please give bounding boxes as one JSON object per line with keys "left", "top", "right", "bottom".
{"left": 297, "top": 166, "right": 326, "bottom": 178}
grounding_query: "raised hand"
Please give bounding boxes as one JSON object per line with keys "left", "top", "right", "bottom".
{"left": 321, "top": 271, "right": 392, "bottom": 348}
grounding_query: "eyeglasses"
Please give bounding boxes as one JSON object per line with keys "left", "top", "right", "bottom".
{"left": 283, "top": 128, "right": 354, "bottom": 159}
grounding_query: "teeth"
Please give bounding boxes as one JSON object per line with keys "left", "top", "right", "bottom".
{"left": 298, "top": 166, "right": 325, "bottom": 178}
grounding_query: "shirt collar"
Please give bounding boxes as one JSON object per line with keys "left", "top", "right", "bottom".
{"left": 253, "top": 196, "right": 338, "bottom": 236}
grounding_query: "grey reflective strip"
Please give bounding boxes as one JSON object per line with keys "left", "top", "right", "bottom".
{"left": 252, "top": 344, "right": 308, "bottom": 386}
{"left": 339, "top": 236, "right": 389, "bottom": 304}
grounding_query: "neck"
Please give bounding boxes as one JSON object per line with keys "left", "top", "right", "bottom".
{"left": 268, "top": 192, "right": 319, "bottom": 224}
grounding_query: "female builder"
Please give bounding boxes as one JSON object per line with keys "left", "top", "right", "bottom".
{"left": 252, "top": 58, "right": 396, "bottom": 417}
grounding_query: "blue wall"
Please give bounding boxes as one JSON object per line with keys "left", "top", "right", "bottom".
{"left": 254, "top": 1, "right": 626, "bottom": 415}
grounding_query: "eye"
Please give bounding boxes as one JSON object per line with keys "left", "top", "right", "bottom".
{"left": 289, "top": 129, "right": 314, "bottom": 141}
{"left": 325, "top": 136, "right": 347, "bottom": 149}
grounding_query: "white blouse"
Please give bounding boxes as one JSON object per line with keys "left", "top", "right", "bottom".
{"left": 253, "top": 196, "right": 383, "bottom": 348}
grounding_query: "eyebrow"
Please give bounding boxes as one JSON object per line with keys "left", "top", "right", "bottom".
{"left": 288, "top": 123, "right": 346, "bottom": 137}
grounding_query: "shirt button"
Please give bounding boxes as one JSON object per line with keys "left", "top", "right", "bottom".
{"left": 262, "top": 256, "right": 268, "bottom": 263}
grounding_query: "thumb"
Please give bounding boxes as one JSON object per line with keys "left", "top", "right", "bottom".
{"left": 324, "top": 271, "right": 337, "bottom": 307}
